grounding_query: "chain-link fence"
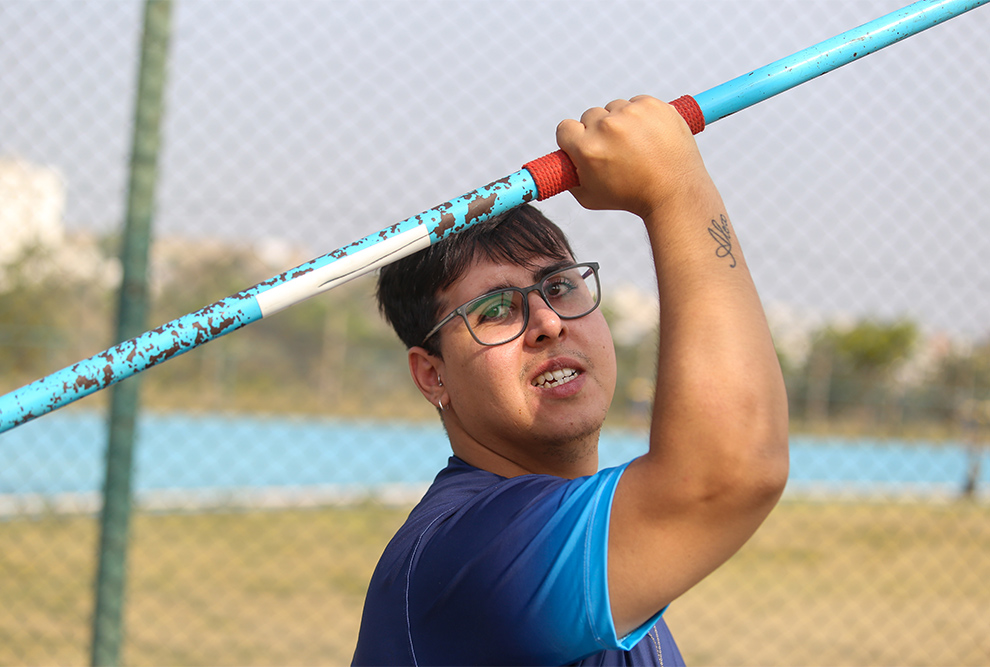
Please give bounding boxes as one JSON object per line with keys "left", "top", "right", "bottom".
{"left": 2, "top": 1, "right": 989, "bottom": 665}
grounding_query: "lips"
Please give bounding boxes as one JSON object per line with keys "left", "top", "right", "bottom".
{"left": 533, "top": 368, "right": 579, "bottom": 388}
{"left": 530, "top": 356, "right": 587, "bottom": 391}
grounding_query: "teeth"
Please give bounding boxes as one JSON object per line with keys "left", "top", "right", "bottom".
{"left": 534, "top": 368, "right": 578, "bottom": 388}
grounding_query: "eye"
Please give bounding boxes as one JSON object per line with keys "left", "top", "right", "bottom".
{"left": 468, "top": 291, "right": 515, "bottom": 325}
{"left": 545, "top": 276, "right": 578, "bottom": 299}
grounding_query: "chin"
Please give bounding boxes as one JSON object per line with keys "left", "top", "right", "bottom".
{"left": 535, "top": 411, "right": 606, "bottom": 455}
{"left": 539, "top": 437, "right": 598, "bottom": 467}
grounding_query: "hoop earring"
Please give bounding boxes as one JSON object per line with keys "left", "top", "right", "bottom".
{"left": 437, "top": 397, "right": 445, "bottom": 411}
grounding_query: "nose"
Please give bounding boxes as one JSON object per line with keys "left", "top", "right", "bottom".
{"left": 523, "top": 289, "right": 564, "bottom": 345}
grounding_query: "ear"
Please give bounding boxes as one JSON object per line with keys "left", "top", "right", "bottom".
{"left": 408, "top": 346, "right": 446, "bottom": 408}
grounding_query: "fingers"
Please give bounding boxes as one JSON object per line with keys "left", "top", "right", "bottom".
{"left": 552, "top": 95, "right": 705, "bottom": 217}
{"left": 556, "top": 98, "right": 627, "bottom": 159}
{"left": 580, "top": 105, "right": 608, "bottom": 126}
{"left": 584, "top": 98, "right": 636, "bottom": 122}
{"left": 562, "top": 98, "right": 633, "bottom": 133}
{"left": 557, "top": 97, "right": 661, "bottom": 142}
{"left": 555, "top": 106, "right": 603, "bottom": 147}
{"left": 554, "top": 116, "right": 586, "bottom": 157}
{"left": 604, "top": 98, "right": 631, "bottom": 112}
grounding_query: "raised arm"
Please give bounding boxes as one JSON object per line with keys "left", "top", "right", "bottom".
{"left": 557, "top": 96, "right": 790, "bottom": 635}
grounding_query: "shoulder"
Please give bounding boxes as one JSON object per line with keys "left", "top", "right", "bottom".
{"left": 408, "top": 460, "right": 635, "bottom": 662}
{"left": 412, "top": 457, "right": 629, "bottom": 544}
{"left": 355, "top": 457, "right": 641, "bottom": 666}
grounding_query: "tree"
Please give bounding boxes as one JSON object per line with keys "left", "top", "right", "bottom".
{"left": 0, "top": 242, "right": 112, "bottom": 385}
{"left": 830, "top": 320, "right": 918, "bottom": 377}
{"left": 802, "top": 318, "right": 919, "bottom": 426}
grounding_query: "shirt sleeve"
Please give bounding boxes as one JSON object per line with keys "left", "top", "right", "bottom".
{"left": 406, "top": 461, "right": 665, "bottom": 666}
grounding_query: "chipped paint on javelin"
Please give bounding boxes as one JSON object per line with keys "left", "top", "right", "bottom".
{"left": 0, "top": 297, "right": 262, "bottom": 432}
{"left": 0, "top": 169, "right": 538, "bottom": 432}
{"left": 694, "top": 0, "right": 989, "bottom": 125}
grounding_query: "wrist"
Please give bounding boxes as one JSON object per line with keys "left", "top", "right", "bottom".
{"left": 639, "top": 167, "right": 722, "bottom": 232}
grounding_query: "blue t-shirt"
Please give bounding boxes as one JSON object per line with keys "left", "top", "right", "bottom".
{"left": 352, "top": 456, "right": 684, "bottom": 666}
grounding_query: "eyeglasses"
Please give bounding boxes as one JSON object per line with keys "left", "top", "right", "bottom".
{"left": 421, "top": 262, "right": 601, "bottom": 347}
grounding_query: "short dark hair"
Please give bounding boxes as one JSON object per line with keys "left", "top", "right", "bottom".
{"left": 376, "top": 203, "right": 576, "bottom": 357}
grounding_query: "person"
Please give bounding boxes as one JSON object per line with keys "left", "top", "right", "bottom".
{"left": 352, "top": 95, "right": 789, "bottom": 666}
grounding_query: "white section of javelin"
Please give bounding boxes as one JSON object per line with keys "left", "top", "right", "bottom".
{"left": 255, "top": 224, "right": 432, "bottom": 317}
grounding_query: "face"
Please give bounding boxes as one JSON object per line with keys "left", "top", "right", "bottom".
{"left": 429, "top": 256, "right": 618, "bottom": 472}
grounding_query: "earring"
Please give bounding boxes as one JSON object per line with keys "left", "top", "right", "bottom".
{"left": 437, "top": 376, "right": 443, "bottom": 387}
{"left": 437, "top": 396, "right": 445, "bottom": 411}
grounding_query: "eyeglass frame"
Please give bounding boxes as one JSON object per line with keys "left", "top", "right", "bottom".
{"left": 420, "top": 261, "right": 602, "bottom": 348}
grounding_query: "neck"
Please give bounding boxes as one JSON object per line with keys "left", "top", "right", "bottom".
{"left": 447, "top": 425, "right": 601, "bottom": 480}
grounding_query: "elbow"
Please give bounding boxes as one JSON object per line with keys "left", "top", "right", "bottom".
{"left": 745, "top": 440, "right": 790, "bottom": 509}
{"left": 650, "top": 362, "right": 791, "bottom": 510}
{"left": 690, "top": 385, "right": 790, "bottom": 510}
{"left": 720, "top": 406, "right": 790, "bottom": 510}
{"left": 700, "top": 437, "right": 789, "bottom": 512}
{"left": 744, "top": 394, "right": 790, "bottom": 495}
{"left": 678, "top": 440, "right": 788, "bottom": 525}
{"left": 729, "top": 387, "right": 789, "bottom": 499}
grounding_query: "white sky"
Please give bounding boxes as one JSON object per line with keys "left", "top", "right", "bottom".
{"left": 2, "top": 0, "right": 989, "bottom": 337}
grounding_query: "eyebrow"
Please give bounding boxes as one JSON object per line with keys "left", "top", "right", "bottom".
{"left": 534, "top": 260, "right": 575, "bottom": 280}
{"left": 474, "top": 260, "right": 576, "bottom": 297}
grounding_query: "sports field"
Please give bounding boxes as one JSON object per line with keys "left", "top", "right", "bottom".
{"left": 1, "top": 498, "right": 987, "bottom": 666}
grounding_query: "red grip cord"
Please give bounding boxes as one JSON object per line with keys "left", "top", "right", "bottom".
{"left": 522, "top": 150, "right": 579, "bottom": 202}
{"left": 670, "top": 94, "right": 706, "bottom": 135}
{"left": 522, "top": 95, "right": 705, "bottom": 201}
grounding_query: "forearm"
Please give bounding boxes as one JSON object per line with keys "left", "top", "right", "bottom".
{"left": 555, "top": 94, "right": 787, "bottom": 479}
{"left": 643, "top": 174, "right": 788, "bottom": 496}
{"left": 606, "top": 174, "right": 789, "bottom": 632}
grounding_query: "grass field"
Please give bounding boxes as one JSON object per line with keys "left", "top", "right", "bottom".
{"left": 1, "top": 498, "right": 988, "bottom": 666}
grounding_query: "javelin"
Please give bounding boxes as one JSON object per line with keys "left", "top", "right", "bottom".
{"left": 1, "top": 0, "right": 986, "bottom": 433}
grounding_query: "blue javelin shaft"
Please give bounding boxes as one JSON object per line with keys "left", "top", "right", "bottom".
{"left": 694, "top": 0, "right": 989, "bottom": 125}
{"left": 1, "top": 0, "right": 985, "bottom": 433}
{"left": 0, "top": 173, "right": 536, "bottom": 432}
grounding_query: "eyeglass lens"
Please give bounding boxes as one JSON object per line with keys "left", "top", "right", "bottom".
{"left": 464, "top": 265, "right": 599, "bottom": 345}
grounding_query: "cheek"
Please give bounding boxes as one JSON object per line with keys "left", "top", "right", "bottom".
{"left": 453, "top": 347, "right": 523, "bottom": 402}
{"left": 480, "top": 350, "right": 525, "bottom": 394}
{"left": 602, "top": 343, "right": 619, "bottom": 395}
{"left": 592, "top": 318, "right": 619, "bottom": 393}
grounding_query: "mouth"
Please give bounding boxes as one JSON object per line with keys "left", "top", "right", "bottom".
{"left": 532, "top": 368, "right": 580, "bottom": 389}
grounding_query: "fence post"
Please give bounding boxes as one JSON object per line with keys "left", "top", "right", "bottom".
{"left": 90, "top": 1, "right": 172, "bottom": 665}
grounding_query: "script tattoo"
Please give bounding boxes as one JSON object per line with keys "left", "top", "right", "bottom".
{"left": 707, "top": 213, "right": 736, "bottom": 268}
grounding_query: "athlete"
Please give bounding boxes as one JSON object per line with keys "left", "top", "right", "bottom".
{"left": 353, "top": 95, "right": 790, "bottom": 665}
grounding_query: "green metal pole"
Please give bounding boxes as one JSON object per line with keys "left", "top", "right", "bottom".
{"left": 90, "top": 2, "right": 172, "bottom": 665}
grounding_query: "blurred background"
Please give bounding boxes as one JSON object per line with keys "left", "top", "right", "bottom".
{"left": 1, "top": 0, "right": 988, "bottom": 664}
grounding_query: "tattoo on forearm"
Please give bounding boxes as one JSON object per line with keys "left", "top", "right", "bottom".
{"left": 707, "top": 213, "right": 736, "bottom": 268}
